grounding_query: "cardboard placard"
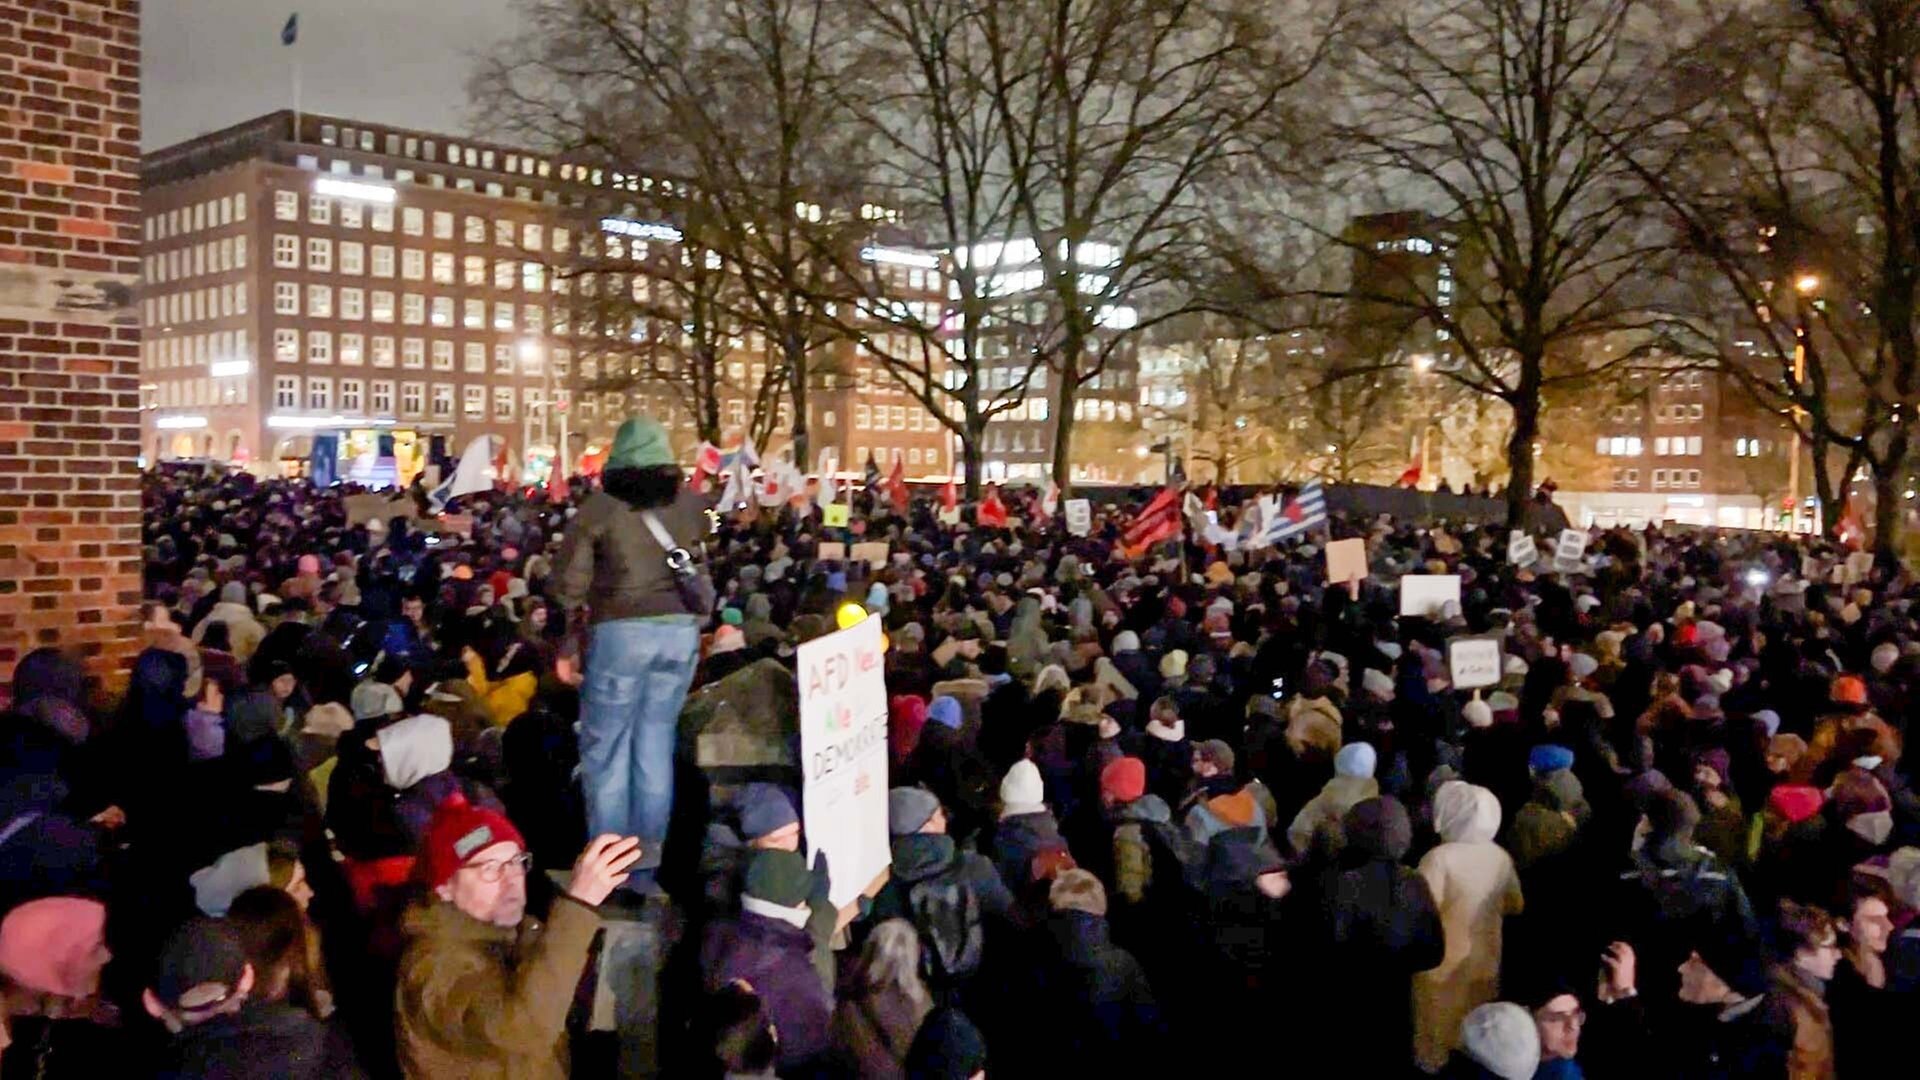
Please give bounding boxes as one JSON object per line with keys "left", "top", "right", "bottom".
{"left": 1325, "top": 537, "right": 1368, "bottom": 583}
{"left": 817, "top": 542, "right": 847, "bottom": 562}
{"left": 1844, "top": 551, "right": 1873, "bottom": 585}
{"left": 1399, "top": 574, "right": 1462, "bottom": 618}
{"left": 796, "top": 615, "right": 891, "bottom": 911}
{"left": 822, "top": 503, "right": 851, "bottom": 528}
{"left": 850, "top": 542, "right": 890, "bottom": 570}
{"left": 937, "top": 506, "right": 961, "bottom": 526}
{"left": 433, "top": 513, "right": 473, "bottom": 536}
{"left": 1508, "top": 531, "right": 1539, "bottom": 569}
{"left": 345, "top": 492, "right": 415, "bottom": 527}
{"left": 1064, "top": 498, "right": 1092, "bottom": 537}
{"left": 1554, "top": 528, "right": 1588, "bottom": 562}
{"left": 1447, "top": 635, "right": 1503, "bottom": 690}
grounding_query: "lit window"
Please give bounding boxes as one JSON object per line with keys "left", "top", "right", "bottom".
{"left": 463, "top": 256, "right": 485, "bottom": 286}
{"left": 339, "top": 379, "right": 363, "bottom": 413}
{"left": 340, "top": 287, "right": 364, "bottom": 320}
{"left": 495, "top": 260, "right": 515, "bottom": 290}
{"left": 463, "top": 385, "right": 485, "bottom": 417}
{"left": 402, "top": 207, "right": 423, "bottom": 236}
{"left": 371, "top": 380, "right": 393, "bottom": 415}
{"left": 523, "top": 222, "right": 543, "bottom": 250}
{"left": 493, "top": 302, "right": 514, "bottom": 331}
{"left": 274, "top": 375, "right": 299, "bottom": 408}
{"left": 401, "top": 382, "right": 424, "bottom": 416}
{"left": 1688, "top": 435, "right": 1703, "bottom": 455}
{"left": 273, "top": 281, "right": 299, "bottom": 315}
{"left": 306, "top": 284, "right": 332, "bottom": 318}
{"left": 1654, "top": 436, "right": 1669, "bottom": 456}
{"left": 433, "top": 211, "right": 453, "bottom": 239}
{"left": 431, "top": 296, "right": 453, "bottom": 327}
{"left": 432, "top": 341, "right": 454, "bottom": 370}
{"left": 340, "top": 241, "right": 363, "bottom": 275}
{"left": 402, "top": 339, "right": 425, "bottom": 369}
{"left": 307, "top": 332, "right": 332, "bottom": 365}
{"left": 274, "top": 329, "right": 299, "bottom": 363}
{"left": 371, "top": 337, "right": 395, "bottom": 367}
{"left": 402, "top": 249, "right": 424, "bottom": 280}
{"left": 340, "top": 201, "right": 363, "bottom": 229}
{"left": 494, "top": 386, "right": 516, "bottom": 419}
{"left": 465, "top": 215, "right": 485, "bottom": 243}
{"left": 339, "top": 333, "right": 363, "bottom": 365}
{"left": 522, "top": 262, "right": 544, "bottom": 291}
{"left": 464, "top": 342, "right": 486, "bottom": 372}
{"left": 371, "top": 205, "right": 393, "bottom": 232}
{"left": 371, "top": 246, "right": 394, "bottom": 278}
{"left": 431, "top": 252, "right": 454, "bottom": 284}
{"left": 308, "top": 195, "right": 332, "bottom": 225}
{"left": 274, "top": 190, "right": 298, "bottom": 221}
{"left": 463, "top": 300, "right": 485, "bottom": 329}
{"left": 273, "top": 235, "right": 299, "bottom": 268}
{"left": 432, "top": 384, "right": 453, "bottom": 417}
{"left": 402, "top": 294, "right": 425, "bottom": 325}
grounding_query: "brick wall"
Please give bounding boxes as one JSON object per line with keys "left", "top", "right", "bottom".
{"left": 0, "top": 0, "right": 143, "bottom": 697}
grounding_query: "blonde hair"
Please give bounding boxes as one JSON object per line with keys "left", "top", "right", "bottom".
{"left": 1048, "top": 868, "right": 1109, "bottom": 918}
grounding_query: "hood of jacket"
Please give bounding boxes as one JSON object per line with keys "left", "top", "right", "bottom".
{"left": 998, "top": 810, "right": 1062, "bottom": 847}
{"left": 1434, "top": 780, "right": 1502, "bottom": 844}
{"left": 1343, "top": 796, "right": 1413, "bottom": 862}
{"left": 379, "top": 713, "right": 453, "bottom": 790}
{"left": 208, "top": 600, "right": 261, "bottom": 628}
{"left": 1046, "top": 908, "right": 1115, "bottom": 962}
{"left": 1317, "top": 774, "right": 1381, "bottom": 810}
{"left": 1115, "top": 792, "right": 1172, "bottom": 826}
{"left": 889, "top": 831, "right": 959, "bottom": 884}
{"left": 1202, "top": 787, "right": 1264, "bottom": 829}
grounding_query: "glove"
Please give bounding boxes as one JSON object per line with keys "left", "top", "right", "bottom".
{"left": 809, "top": 848, "right": 833, "bottom": 906}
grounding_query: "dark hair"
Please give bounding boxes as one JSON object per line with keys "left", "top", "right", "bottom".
{"left": 601, "top": 464, "right": 682, "bottom": 509}
{"left": 701, "top": 983, "right": 777, "bottom": 1076}
{"left": 199, "top": 620, "right": 233, "bottom": 653}
{"left": 226, "top": 885, "right": 324, "bottom": 1018}
{"left": 373, "top": 654, "right": 410, "bottom": 686}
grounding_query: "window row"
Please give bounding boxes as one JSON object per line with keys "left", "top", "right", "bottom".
{"left": 268, "top": 283, "right": 568, "bottom": 338}
{"left": 1655, "top": 402, "right": 1707, "bottom": 423}
{"left": 143, "top": 284, "right": 249, "bottom": 330}
{"left": 144, "top": 194, "right": 247, "bottom": 242}
{"left": 270, "top": 235, "right": 559, "bottom": 293}
{"left": 268, "top": 328, "right": 569, "bottom": 376}
{"left": 852, "top": 402, "right": 947, "bottom": 432}
{"left": 270, "top": 375, "right": 542, "bottom": 422}
{"left": 147, "top": 376, "right": 248, "bottom": 409}
{"left": 1653, "top": 435, "right": 1704, "bottom": 457}
{"left": 1653, "top": 468, "right": 1703, "bottom": 490}
{"left": 270, "top": 197, "right": 567, "bottom": 255}
{"left": 144, "top": 329, "right": 249, "bottom": 371}
{"left": 144, "top": 236, "right": 248, "bottom": 285}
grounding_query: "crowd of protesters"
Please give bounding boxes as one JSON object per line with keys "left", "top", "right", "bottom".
{"left": 2, "top": 415, "right": 1918, "bottom": 1079}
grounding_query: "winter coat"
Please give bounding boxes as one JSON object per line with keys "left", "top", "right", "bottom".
{"left": 877, "top": 831, "right": 1017, "bottom": 926}
{"left": 1769, "top": 966, "right": 1834, "bottom": 1080}
{"left": 194, "top": 600, "right": 266, "bottom": 663}
{"left": 827, "top": 984, "right": 928, "bottom": 1080}
{"left": 1508, "top": 770, "right": 1586, "bottom": 870}
{"left": 1413, "top": 782, "right": 1524, "bottom": 1072}
{"left": 1285, "top": 774, "right": 1378, "bottom": 860}
{"left": 550, "top": 487, "right": 710, "bottom": 624}
{"left": 158, "top": 1003, "right": 364, "bottom": 1079}
{"left": 463, "top": 650, "right": 537, "bottom": 728}
{"left": 701, "top": 910, "right": 833, "bottom": 1072}
{"left": 1020, "top": 911, "right": 1166, "bottom": 1076}
{"left": 1310, "top": 798, "right": 1444, "bottom": 1078}
{"left": 1614, "top": 839, "right": 1760, "bottom": 998}
{"left": 394, "top": 895, "right": 601, "bottom": 1080}
{"left": 988, "top": 809, "right": 1066, "bottom": 894}
{"left": 1108, "top": 795, "right": 1187, "bottom": 909}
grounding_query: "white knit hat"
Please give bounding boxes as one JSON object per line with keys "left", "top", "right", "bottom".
{"left": 1460, "top": 1002, "right": 1541, "bottom": 1080}
{"left": 999, "top": 760, "right": 1046, "bottom": 818}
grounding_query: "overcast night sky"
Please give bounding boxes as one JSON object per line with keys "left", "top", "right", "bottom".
{"left": 142, "top": 0, "right": 523, "bottom": 151}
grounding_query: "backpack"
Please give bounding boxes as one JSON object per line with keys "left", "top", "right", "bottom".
{"left": 906, "top": 872, "right": 984, "bottom": 985}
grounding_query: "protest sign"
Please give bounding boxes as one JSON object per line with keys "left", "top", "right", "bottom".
{"left": 1325, "top": 537, "right": 1368, "bottom": 583}
{"left": 1399, "top": 574, "right": 1462, "bottom": 618}
{"left": 1844, "top": 551, "right": 1874, "bottom": 585}
{"left": 1448, "top": 636, "right": 1503, "bottom": 690}
{"left": 1508, "top": 531, "right": 1539, "bottom": 569}
{"left": 851, "top": 542, "right": 890, "bottom": 569}
{"left": 797, "top": 614, "right": 892, "bottom": 911}
{"left": 432, "top": 513, "right": 473, "bottom": 536}
{"left": 937, "top": 506, "right": 962, "bottom": 526}
{"left": 822, "top": 503, "right": 850, "bottom": 528}
{"left": 1064, "top": 498, "right": 1092, "bottom": 537}
{"left": 816, "top": 542, "right": 847, "bottom": 562}
{"left": 345, "top": 492, "right": 414, "bottom": 527}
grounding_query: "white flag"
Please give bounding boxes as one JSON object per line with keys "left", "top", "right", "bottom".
{"left": 428, "top": 435, "right": 496, "bottom": 512}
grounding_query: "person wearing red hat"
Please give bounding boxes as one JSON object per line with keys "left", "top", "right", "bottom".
{"left": 394, "top": 795, "right": 639, "bottom": 1079}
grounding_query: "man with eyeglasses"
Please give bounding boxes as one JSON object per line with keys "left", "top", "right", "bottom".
{"left": 395, "top": 793, "right": 640, "bottom": 1079}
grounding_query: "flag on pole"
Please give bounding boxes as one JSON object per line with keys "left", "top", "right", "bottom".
{"left": 1255, "top": 480, "right": 1327, "bottom": 547}
{"left": 428, "top": 435, "right": 496, "bottom": 513}
{"left": 978, "top": 485, "right": 1009, "bottom": 527}
{"left": 940, "top": 476, "right": 958, "bottom": 512}
{"left": 816, "top": 452, "right": 841, "bottom": 511}
{"left": 691, "top": 441, "right": 722, "bottom": 493}
{"left": 1039, "top": 482, "right": 1060, "bottom": 522}
{"left": 717, "top": 458, "right": 751, "bottom": 510}
{"left": 886, "top": 455, "right": 909, "bottom": 511}
{"left": 1396, "top": 458, "right": 1422, "bottom": 489}
{"left": 1122, "top": 486, "right": 1183, "bottom": 554}
{"left": 864, "top": 452, "right": 883, "bottom": 495}
{"left": 281, "top": 12, "right": 299, "bottom": 45}
{"left": 546, "top": 452, "right": 569, "bottom": 502}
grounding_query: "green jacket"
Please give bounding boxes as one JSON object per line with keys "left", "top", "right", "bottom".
{"left": 394, "top": 895, "right": 600, "bottom": 1080}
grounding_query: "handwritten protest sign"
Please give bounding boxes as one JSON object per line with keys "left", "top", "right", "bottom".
{"left": 1400, "top": 574, "right": 1462, "bottom": 618}
{"left": 1508, "top": 531, "right": 1539, "bottom": 569}
{"left": 1448, "top": 635, "right": 1503, "bottom": 690}
{"left": 1064, "top": 498, "right": 1092, "bottom": 537}
{"left": 797, "top": 615, "right": 891, "bottom": 910}
{"left": 816, "top": 542, "right": 847, "bottom": 562}
{"left": 850, "top": 542, "right": 890, "bottom": 570}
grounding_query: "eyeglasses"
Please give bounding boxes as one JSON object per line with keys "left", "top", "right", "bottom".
{"left": 1540, "top": 1008, "right": 1586, "bottom": 1028}
{"left": 464, "top": 851, "right": 533, "bottom": 883}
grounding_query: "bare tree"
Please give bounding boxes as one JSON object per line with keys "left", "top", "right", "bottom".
{"left": 1622, "top": 1, "right": 1920, "bottom": 554}
{"left": 1317, "top": 0, "right": 1703, "bottom": 525}
{"left": 477, "top": 0, "right": 866, "bottom": 466}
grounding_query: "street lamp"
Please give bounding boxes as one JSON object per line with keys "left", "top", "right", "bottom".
{"left": 1795, "top": 274, "right": 1821, "bottom": 295}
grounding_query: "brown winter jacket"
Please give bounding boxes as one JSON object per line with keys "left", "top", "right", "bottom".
{"left": 394, "top": 895, "right": 601, "bottom": 1080}
{"left": 551, "top": 487, "right": 709, "bottom": 624}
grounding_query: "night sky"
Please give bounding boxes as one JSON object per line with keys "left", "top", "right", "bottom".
{"left": 142, "top": 0, "right": 522, "bottom": 150}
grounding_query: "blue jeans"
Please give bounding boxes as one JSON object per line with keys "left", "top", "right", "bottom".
{"left": 580, "top": 616, "right": 701, "bottom": 886}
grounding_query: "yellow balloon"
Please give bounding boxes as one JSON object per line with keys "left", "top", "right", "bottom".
{"left": 835, "top": 602, "right": 868, "bottom": 630}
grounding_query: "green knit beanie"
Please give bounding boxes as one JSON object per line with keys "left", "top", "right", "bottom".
{"left": 607, "top": 416, "right": 674, "bottom": 470}
{"left": 743, "top": 849, "right": 812, "bottom": 908}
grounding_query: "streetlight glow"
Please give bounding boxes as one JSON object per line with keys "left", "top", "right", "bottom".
{"left": 1795, "top": 274, "right": 1821, "bottom": 294}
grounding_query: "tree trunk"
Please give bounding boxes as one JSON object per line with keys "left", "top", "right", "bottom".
{"left": 787, "top": 347, "right": 809, "bottom": 469}
{"left": 1503, "top": 390, "right": 1541, "bottom": 529}
{"left": 961, "top": 426, "right": 985, "bottom": 502}
{"left": 1050, "top": 372, "right": 1076, "bottom": 495}
{"left": 1871, "top": 439, "right": 1907, "bottom": 561}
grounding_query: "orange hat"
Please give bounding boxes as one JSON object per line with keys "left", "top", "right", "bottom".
{"left": 451, "top": 564, "right": 473, "bottom": 581}
{"left": 1831, "top": 674, "right": 1868, "bottom": 706}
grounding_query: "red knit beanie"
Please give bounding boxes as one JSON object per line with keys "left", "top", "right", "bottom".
{"left": 419, "top": 792, "right": 525, "bottom": 890}
{"left": 1101, "top": 757, "right": 1147, "bottom": 803}
{"left": 1767, "top": 784, "right": 1825, "bottom": 825}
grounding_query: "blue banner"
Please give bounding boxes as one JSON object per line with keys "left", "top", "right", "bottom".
{"left": 310, "top": 432, "right": 338, "bottom": 488}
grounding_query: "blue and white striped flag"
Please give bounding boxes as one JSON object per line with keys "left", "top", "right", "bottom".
{"left": 1257, "top": 480, "right": 1326, "bottom": 546}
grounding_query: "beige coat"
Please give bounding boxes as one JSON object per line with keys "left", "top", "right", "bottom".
{"left": 1412, "top": 782, "right": 1523, "bottom": 1072}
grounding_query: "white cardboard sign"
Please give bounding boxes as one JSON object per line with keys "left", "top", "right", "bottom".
{"left": 1448, "top": 635, "right": 1504, "bottom": 690}
{"left": 1064, "top": 498, "right": 1092, "bottom": 537}
{"left": 796, "top": 615, "right": 892, "bottom": 911}
{"left": 1399, "top": 574, "right": 1462, "bottom": 618}
{"left": 1508, "top": 531, "right": 1539, "bottom": 569}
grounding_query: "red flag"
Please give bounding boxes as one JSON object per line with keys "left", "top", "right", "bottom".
{"left": 1836, "top": 498, "right": 1866, "bottom": 549}
{"left": 1203, "top": 485, "right": 1219, "bottom": 511}
{"left": 940, "top": 476, "right": 958, "bottom": 511}
{"left": 547, "top": 452, "right": 569, "bottom": 502}
{"left": 887, "top": 455, "right": 909, "bottom": 510}
{"left": 1396, "top": 459, "right": 1421, "bottom": 489}
{"left": 1039, "top": 482, "right": 1060, "bottom": 522}
{"left": 1122, "top": 486, "right": 1182, "bottom": 553}
{"left": 979, "top": 485, "right": 1009, "bottom": 527}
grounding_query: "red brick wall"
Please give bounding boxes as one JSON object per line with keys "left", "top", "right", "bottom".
{"left": 0, "top": 0, "right": 143, "bottom": 696}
